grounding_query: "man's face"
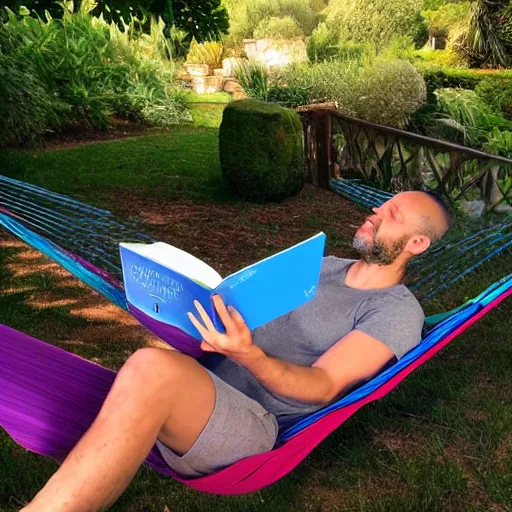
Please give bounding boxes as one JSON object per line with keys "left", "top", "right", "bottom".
{"left": 353, "top": 194, "right": 420, "bottom": 265}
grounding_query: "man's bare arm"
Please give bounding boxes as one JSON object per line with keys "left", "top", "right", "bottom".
{"left": 189, "top": 296, "right": 395, "bottom": 405}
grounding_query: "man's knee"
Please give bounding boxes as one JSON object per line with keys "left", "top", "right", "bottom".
{"left": 119, "top": 347, "right": 187, "bottom": 388}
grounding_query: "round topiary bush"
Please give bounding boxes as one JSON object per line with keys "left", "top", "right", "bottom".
{"left": 219, "top": 100, "right": 305, "bottom": 202}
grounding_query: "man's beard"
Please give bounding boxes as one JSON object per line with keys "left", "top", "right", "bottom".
{"left": 352, "top": 232, "right": 408, "bottom": 265}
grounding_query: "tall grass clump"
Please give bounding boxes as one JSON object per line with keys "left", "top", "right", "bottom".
{"left": 234, "top": 60, "right": 269, "bottom": 101}
{"left": 0, "top": 5, "right": 190, "bottom": 147}
{"left": 186, "top": 39, "right": 225, "bottom": 69}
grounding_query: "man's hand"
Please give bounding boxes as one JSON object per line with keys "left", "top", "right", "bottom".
{"left": 188, "top": 295, "right": 260, "bottom": 365}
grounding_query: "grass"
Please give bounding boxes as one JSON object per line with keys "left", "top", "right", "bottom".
{"left": 0, "top": 91, "right": 231, "bottom": 206}
{"left": 183, "top": 90, "right": 231, "bottom": 129}
{"left": 1, "top": 110, "right": 511, "bottom": 511}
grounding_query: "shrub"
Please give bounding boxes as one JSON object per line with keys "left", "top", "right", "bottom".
{"left": 253, "top": 16, "right": 304, "bottom": 39}
{"left": 273, "top": 57, "right": 426, "bottom": 127}
{"left": 420, "top": 68, "right": 512, "bottom": 109}
{"left": 306, "top": 22, "right": 338, "bottom": 62}
{"left": 354, "top": 59, "right": 427, "bottom": 127}
{"left": 234, "top": 59, "right": 269, "bottom": 101}
{"left": 336, "top": 41, "right": 370, "bottom": 62}
{"left": 267, "top": 84, "right": 310, "bottom": 107}
{"left": 325, "top": 0, "right": 425, "bottom": 50}
{"left": 274, "top": 59, "right": 362, "bottom": 106}
{"left": 414, "top": 48, "right": 468, "bottom": 68}
{"left": 224, "top": 0, "right": 317, "bottom": 40}
{"left": 219, "top": 99, "right": 305, "bottom": 202}
{"left": 476, "top": 78, "right": 512, "bottom": 120}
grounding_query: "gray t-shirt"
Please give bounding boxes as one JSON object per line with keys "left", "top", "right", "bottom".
{"left": 203, "top": 256, "right": 424, "bottom": 425}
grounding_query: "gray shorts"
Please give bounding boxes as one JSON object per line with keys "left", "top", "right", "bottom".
{"left": 155, "top": 370, "right": 279, "bottom": 477}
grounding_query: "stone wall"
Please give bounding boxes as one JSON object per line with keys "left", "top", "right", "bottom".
{"left": 243, "top": 38, "right": 308, "bottom": 68}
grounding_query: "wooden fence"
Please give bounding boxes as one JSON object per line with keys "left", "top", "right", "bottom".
{"left": 298, "top": 107, "right": 512, "bottom": 212}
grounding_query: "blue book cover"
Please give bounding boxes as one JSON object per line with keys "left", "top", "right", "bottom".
{"left": 120, "top": 232, "right": 326, "bottom": 340}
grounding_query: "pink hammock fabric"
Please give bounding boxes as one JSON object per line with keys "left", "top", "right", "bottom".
{"left": 1, "top": 286, "right": 510, "bottom": 495}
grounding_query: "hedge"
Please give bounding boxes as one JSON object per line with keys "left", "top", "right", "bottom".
{"left": 219, "top": 100, "right": 305, "bottom": 202}
{"left": 422, "top": 68, "right": 512, "bottom": 99}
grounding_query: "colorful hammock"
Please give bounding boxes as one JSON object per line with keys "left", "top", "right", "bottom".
{"left": 1, "top": 176, "right": 511, "bottom": 495}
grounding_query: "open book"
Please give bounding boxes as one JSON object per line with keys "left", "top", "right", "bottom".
{"left": 120, "top": 232, "right": 326, "bottom": 340}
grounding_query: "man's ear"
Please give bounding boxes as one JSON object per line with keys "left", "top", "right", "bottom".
{"left": 405, "top": 235, "right": 431, "bottom": 256}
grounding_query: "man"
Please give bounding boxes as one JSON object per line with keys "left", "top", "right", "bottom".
{"left": 22, "top": 191, "right": 451, "bottom": 512}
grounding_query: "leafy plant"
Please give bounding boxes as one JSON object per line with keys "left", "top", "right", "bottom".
{"left": 484, "top": 127, "right": 512, "bottom": 158}
{"left": 234, "top": 59, "right": 269, "bottom": 101}
{"left": 186, "top": 39, "right": 225, "bottom": 69}
{"left": 455, "top": 0, "right": 512, "bottom": 68}
{"left": 433, "top": 88, "right": 512, "bottom": 147}
{"left": 0, "top": 6, "right": 189, "bottom": 147}
{"left": 306, "top": 22, "right": 338, "bottom": 62}
{"left": 476, "top": 78, "right": 512, "bottom": 120}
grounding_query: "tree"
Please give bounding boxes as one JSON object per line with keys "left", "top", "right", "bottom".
{"left": 171, "top": 0, "right": 228, "bottom": 41}
{"left": 457, "top": 0, "right": 512, "bottom": 68}
{"left": 1, "top": 0, "right": 229, "bottom": 42}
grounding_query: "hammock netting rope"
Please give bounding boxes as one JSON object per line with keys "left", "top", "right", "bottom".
{"left": 1, "top": 174, "right": 511, "bottom": 495}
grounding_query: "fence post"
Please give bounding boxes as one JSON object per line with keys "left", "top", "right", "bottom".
{"left": 313, "top": 110, "right": 331, "bottom": 189}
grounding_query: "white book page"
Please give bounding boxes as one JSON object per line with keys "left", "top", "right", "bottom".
{"left": 121, "top": 242, "right": 223, "bottom": 289}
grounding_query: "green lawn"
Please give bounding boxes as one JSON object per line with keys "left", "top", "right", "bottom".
{"left": 1, "top": 114, "right": 511, "bottom": 511}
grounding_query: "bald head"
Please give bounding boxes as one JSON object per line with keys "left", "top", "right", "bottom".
{"left": 396, "top": 191, "right": 452, "bottom": 245}
{"left": 352, "top": 190, "right": 452, "bottom": 266}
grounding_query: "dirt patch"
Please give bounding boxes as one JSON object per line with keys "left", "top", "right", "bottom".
{"left": 301, "top": 469, "right": 405, "bottom": 512}
{"left": 1, "top": 236, "right": 164, "bottom": 361}
{"left": 110, "top": 185, "right": 365, "bottom": 276}
{"left": 14, "top": 119, "right": 162, "bottom": 152}
{"left": 494, "top": 433, "right": 512, "bottom": 473}
{"left": 371, "top": 429, "right": 427, "bottom": 459}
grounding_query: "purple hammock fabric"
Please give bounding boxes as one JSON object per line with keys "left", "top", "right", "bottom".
{"left": 2, "top": 285, "right": 511, "bottom": 495}
{"left": 0, "top": 324, "right": 175, "bottom": 476}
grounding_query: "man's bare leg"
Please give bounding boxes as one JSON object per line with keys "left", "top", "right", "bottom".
{"left": 21, "top": 348, "right": 216, "bottom": 512}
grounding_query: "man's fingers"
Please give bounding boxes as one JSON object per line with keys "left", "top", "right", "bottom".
{"left": 228, "top": 306, "right": 248, "bottom": 330}
{"left": 212, "top": 295, "right": 238, "bottom": 335}
{"left": 193, "top": 300, "right": 216, "bottom": 331}
{"left": 188, "top": 312, "right": 212, "bottom": 341}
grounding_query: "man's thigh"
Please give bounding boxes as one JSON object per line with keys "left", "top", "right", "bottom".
{"left": 156, "top": 371, "right": 279, "bottom": 477}
{"left": 145, "top": 348, "right": 216, "bottom": 456}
